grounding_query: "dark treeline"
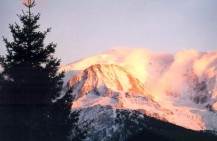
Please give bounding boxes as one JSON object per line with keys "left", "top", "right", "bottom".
{"left": 116, "top": 110, "right": 217, "bottom": 141}
{"left": 0, "top": 1, "right": 85, "bottom": 141}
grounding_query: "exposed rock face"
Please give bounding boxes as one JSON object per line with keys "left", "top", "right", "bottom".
{"left": 67, "top": 64, "right": 148, "bottom": 99}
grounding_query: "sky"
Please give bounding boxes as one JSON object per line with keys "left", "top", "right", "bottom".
{"left": 0, "top": 0, "right": 217, "bottom": 64}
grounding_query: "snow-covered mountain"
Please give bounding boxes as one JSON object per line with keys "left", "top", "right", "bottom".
{"left": 60, "top": 48, "right": 217, "bottom": 139}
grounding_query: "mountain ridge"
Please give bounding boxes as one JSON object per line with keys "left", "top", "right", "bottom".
{"left": 60, "top": 48, "right": 217, "bottom": 140}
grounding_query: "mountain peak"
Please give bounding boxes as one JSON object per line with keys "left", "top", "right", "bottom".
{"left": 67, "top": 64, "right": 147, "bottom": 99}
{"left": 61, "top": 48, "right": 217, "bottom": 132}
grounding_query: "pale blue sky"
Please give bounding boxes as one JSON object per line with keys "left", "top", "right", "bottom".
{"left": 0, "top": 0, "right": 217, "bottom": 63}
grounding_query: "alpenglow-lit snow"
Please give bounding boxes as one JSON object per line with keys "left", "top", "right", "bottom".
{"left": 60, "top": 48, "right": 217, "bottom": 131}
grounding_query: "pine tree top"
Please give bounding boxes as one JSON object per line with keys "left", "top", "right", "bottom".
{"left": 0, "top": 0, "right": 64, "bottom": 104}
{"left": 23, "top": 0, "right": 35, "bottom": 8}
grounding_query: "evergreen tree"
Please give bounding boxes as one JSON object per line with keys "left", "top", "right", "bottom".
{"left": 50, "top": 89, "right": 89, "bottom": 141}
{"left": 48, "top": 90, "right": 75, "bottom": 141}
{"left": 0, "top": 0, "right": 74, "bottom": 141}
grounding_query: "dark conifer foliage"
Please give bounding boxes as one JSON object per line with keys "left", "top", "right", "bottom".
{"left": 0, "top": 1, "right": 74, "bottom": 141}
{"left": 48, "top": 90, "right": 74, "bottom": 141}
